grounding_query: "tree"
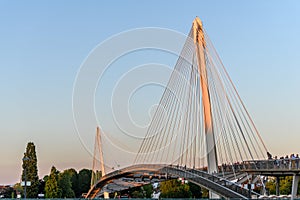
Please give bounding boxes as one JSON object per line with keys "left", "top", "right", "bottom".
{"left": 128, "top": 186, "right": 147, "bottom": 198}
{"left": 265, "top": 178, "right": 276, "bottom": 194}
{"left": 78, "top": 169, "right": 92, "bottom": 196}
{"left": 38, "top": 179, "right": 45, "bottom": 195}
{"left": 64, "top": 168, "right": 80, "bottom": 197}
{"left": 0, "top": 186, "right": 15, "bottom": 198}
{"left": 58, "top": 170, "right": 75, "bottom": 198}
{"left": 279, "top": 176, "right": 293, "bottom": 195}
{"left": 188, "top": 182, "right": 203, "bottom": 198}
{"left": 160, "top": 179, "right": 192, "bottom": 198}
{"left": 21, "top": 142, "right": 39, "bottom": 198}
{"left": 45, "top": 166, "right": 60, "bottom": 198}
{"left": 13, "top": 183, "right": 23, "bottom": 197}
{"left": 142, "top": 184, "right": 153, "bottom": 198}
{"left": 265, "top": 176, "right": 300, "bottom": 195}
{"left": 131, "top": 190, "right": 144, "bottom": 198}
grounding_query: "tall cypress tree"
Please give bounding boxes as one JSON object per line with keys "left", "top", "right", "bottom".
{"left": 21, "top": 142, "right": 39, "bottom": 198}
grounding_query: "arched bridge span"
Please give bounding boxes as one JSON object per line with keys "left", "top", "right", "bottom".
{"left": 86, "top": 164, "right": 258, "bottom": 199}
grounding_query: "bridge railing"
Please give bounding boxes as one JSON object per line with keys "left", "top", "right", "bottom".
{"left": 96, "top": 164, "right": 167, "bottom": 182}
{"left": 166, "top": 165, "right": 259, "bottom": 198}
{"left": 243, "top": 158, "right": 300, "bottom": 170}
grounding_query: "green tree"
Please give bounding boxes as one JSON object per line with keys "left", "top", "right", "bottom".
{"left": 14, "top": 183, "right": 23, "bottom": 197}
{"left": 142, "top": 184, "right": 153, "bottom": 198}
{"left": 65, "top": 168, "right": 79, "bottom": 197}
{"left": 131, "top": 190, "right": 144, "bottom": 198}
{"left": 188, "top": 182, "right": 203, "bottom": 198}
{"left": 0, "top": 186, "right": 15, "bottom": 198}
{"left": 280, "top": 176, "right": 293, "bottom": 195}
{"left": 160, "top": 179, "right": 192, "bottom": 198}
{"left": 265, "top": 176, "right": 300, "bottom": 195}
{"left": 45, "top": 166, "right": 60, "bottom": 198}
{"left": 201, "top": 187, "right": 209, "bottom": 198}
{"left": 21, "top": 142, "right": 39, "bottom": 198}
{"left": 78, "top": 169, "right": 92, "bottom": 196}
{"left": 58, "top": 170, "right": 75, "bottom": 198}
{"left": 266, "top": 178, "right": 276, "bottom": 194}
{"left": 128, "top": 186, "right": 148, "bottom": 198}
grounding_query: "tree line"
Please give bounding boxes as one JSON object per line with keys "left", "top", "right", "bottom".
{"left": 266, "top": 176, "right": 300, "bottom": 195}
{"left": 17, "top": 142, "right": 92, "bottom": 198}
{"left": 42, "top": 166, "right": 91, "bottom": 198}
{"left": 18, "top": 142, "right": 206, "bottom": 198}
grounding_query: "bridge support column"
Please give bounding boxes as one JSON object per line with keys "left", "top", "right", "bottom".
{"left": 275, "top": 176, "right": 280, "bottom": 196}
{"left": 291, "top": 175, "right": 299, "bottom": 200}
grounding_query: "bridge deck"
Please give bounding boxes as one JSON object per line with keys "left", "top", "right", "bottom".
{"left": 86, "top": 164, "right": 260, "bottom": 199}
{"left": 86, "top": 160, "right": 300, "bottom": 198}
{"left": 243, "top": 159, "right": 300, "bottom": 176}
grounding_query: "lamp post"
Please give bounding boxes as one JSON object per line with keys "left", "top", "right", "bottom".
{"left": 22, "top": 157, "right": 30, "bottom": 199}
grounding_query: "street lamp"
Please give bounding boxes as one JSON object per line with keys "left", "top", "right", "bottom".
{"left": 22, "top": 157, "right": 30, "bottom": 199}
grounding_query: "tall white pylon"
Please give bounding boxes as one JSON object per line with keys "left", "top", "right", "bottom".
{"left": 91, "top": 126, "right": 109, "bottom": 198}
{"left": 193, "top": 17, "right": 219, "bottom": 199}
{"left": 193, "top": 17, "right": 218, "bottom": 174}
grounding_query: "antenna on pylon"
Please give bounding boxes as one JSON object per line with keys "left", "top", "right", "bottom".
{"left": 91, "top": 126, "right": 106, "bottom": 187}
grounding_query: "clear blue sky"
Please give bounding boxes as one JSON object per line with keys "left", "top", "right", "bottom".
{"left": 0, "top": 1, "right": 300, "bottom": 185}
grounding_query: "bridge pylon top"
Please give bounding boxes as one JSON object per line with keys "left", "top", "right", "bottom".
{"left": 193, "top": 17, "right": 206, "bottom": 47}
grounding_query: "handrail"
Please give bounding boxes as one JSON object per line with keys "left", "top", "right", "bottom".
{"left": 167, "top": 165, "right": 260, "bottom": 197}
{"left": 164, "top": 166, "right": 251, "bottom": 198}
{"left": 243, "top": 158, "right": 300, "bottom": 170}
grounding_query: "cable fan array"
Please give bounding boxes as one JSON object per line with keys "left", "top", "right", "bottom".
{"left": 134, "top": 21, "right": 268, "bottom": 172}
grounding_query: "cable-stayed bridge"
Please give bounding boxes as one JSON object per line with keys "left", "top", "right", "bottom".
{"left": 85, "top": 17, "right": 300, "bottom": 199}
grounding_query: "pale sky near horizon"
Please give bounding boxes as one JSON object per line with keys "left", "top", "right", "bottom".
{"left": 1, "top": 1, "right": 300, "bottom": 185}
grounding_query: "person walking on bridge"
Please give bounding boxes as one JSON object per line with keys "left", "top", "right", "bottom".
{"left": 290, "top": 154, "right": 296, "bottom": 169}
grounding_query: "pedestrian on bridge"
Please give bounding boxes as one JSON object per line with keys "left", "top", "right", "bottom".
{"left": 274, "top": 156, "right": 279, "bottom": 168}
{"left": 290, "top": 154, "right": 296, "bottom": 169}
